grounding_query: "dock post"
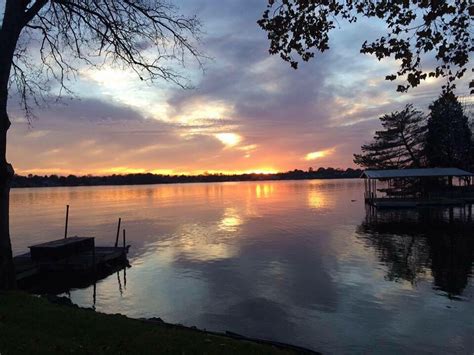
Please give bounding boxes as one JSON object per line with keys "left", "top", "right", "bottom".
{"left": 123, "top": 229, "right": 126, "bottom": 251}
{"left": 92, "top": 245, "right": 96, "bottom": 273}
{"left": 64, "top": 205, "right": 69, "bottom": 239}
{"left": 114, "top": 218, "right": 121, "bottom": 247}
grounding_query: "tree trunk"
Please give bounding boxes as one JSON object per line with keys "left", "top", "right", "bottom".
{"left": 0, "top": 0, "right": 27, "bottom": 289}
{"left": 0, "top": 45, "right": 16, "bottom": 289}
{"left": 0, "top": 106, "right": 15, "bottom": 289}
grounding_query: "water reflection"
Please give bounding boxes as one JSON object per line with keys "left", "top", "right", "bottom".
{"left": 255, "top": 184, "right": 274, "bottom": 199}
{"left": 357, "top": 207, "right": 474, "bottom": 298}
{"left": 20, "top": 262, "right": 129, "bottom": 296}
{"left": 9, "top": 181, "right": 474, "bottom": 353}
{"left": 174, "top": 222, "right": 238, "bottom": 261}
{"left": 90, "top": 268, "right": 128, "bottom": 310}
{"left": 219, "top": 207, "right": 243, "bottom": 232}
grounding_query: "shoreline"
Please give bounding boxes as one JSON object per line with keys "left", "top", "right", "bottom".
{"left": 47, "top": 294, "right": 320, "bottom": 354}
{"left": 0, "top": 291, "right": 319, "bottom": 354}
{"left": 11, "top": 169, "right": 362, "bottom": 189}
{"left": 11, "top": 176, "right": 360, "bottom": 190}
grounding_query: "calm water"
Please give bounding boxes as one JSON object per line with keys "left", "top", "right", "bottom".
{"left": 10, "top": 180, "right": 474, "bottom": 353}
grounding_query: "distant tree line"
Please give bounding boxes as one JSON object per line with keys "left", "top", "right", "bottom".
{"left": 11, "top": 167, "right": 363, "bottom": 188}
{"left": 354, "top": 92, "right": 473, "bottom": 171}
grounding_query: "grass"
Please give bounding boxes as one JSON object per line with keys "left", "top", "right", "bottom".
{"left": 0, "top": 292, "right": 297, "bottom": 355}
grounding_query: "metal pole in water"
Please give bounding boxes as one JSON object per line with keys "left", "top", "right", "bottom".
{"left": 115, "top": 218, "right": 121, "bottom": 247}
{"left": 123, "top": 229, "right": 126, "bottom": 250}
{"left": 64, "top": 205, "right": 69, "bottom": 239}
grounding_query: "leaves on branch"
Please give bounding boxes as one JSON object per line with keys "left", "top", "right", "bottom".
{"left": 258, "top": 1, "right": 473, "bottom": 93}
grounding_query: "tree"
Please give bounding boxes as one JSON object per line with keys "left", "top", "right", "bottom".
{"left": 0, "top": 0, "right": 201, "bottom": 289}
{"left": 425, "top": 92, "right": 472, "bottom": 170}
{"left": 354, "top": 105, "right": 427, "bottom": 169}
{"left": 258, "top": 1, "right": 473, "bottom": 93}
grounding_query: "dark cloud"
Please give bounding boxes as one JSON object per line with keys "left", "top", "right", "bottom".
{"left": 7, "top": 0, "right": 452, "bottom": 174}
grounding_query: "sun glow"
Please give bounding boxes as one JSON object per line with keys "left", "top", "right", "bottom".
{"left": 102, "top": 167, "right": 147, "bottom": 174}
{"left": 245, "top": 168, "right": 278, "bottom": 174}
{"left": 215, "top": 133, "right": 242, "bottom": 147}
{"left": 149, "top": 169, "right": 175, "bottom": 175}
{"left": 193, "top": 168, "right": 278, "bottom": 175}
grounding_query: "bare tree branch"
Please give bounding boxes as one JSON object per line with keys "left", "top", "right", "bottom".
{"left": 8, "top": 0, "right": 203, "bottom": 120}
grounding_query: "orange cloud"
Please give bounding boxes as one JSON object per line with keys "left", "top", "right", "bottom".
{"left": 305, "top": 148, "right": 336, "bottom": 161}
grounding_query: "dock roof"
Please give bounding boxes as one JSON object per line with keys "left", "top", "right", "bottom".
{"left": 362, "top": 168, "right": 474, "bottom": 179}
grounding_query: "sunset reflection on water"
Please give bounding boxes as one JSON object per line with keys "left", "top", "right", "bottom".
{"left": 10, "top": 180, "right": 474, "bottom": 354}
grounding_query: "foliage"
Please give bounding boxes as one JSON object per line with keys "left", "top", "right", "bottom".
{"left": 353, "top": 105, "right": 427, "bottom": 169}
{"left": 258, "top": 1, "right": 473, "bottom": 93}
{"left": 425, "top": 92, "right": 473, "bottom": 169}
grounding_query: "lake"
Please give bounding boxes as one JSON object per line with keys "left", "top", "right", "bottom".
{"left": 10, "top": 180, "right": 474, "bottom": 353}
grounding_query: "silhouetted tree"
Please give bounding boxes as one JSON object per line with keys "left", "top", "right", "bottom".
{"left": 425, "top": 92, "right": 473, "bottom": 170}
{"left": 354, "top": 105, "right": 427, "bottom": 169}
{"left": 0, "top": 1, "right": 201, "bottom": 289}
{"left": 258, "top": 1, "right": 472, "bottom": 93}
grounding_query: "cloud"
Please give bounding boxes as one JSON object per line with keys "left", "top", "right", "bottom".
{"left": 305, "top": 148, "right": 336, "bottom": 161}
{"left": 7, "top": 0, "right": 458, "bottom": 175}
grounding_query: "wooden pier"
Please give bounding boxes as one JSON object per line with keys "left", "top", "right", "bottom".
{"left": 14, "top": 236, "right": 129, "bottom": 282}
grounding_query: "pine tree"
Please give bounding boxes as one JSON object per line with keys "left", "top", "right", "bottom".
{"left": 425, "top": 92, "right": 472, "bottom": 170}
{"left": 354, "top": 105, "right": 427, "bottom": 169}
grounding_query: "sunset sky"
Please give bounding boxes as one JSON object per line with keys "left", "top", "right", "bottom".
{"left": 6, "top": 0, "right": 470, "bottom": 176}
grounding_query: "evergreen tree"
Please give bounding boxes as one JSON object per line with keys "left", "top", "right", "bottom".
{"left": 354, "top": 105, "right": 427, "bottom": 169}
{"left": 425, "top": 93, "right": 472, "bottom": 170}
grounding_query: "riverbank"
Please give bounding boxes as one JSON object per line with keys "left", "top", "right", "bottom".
{"left": 0, "top": 292, "right": 315, "bottom": 354}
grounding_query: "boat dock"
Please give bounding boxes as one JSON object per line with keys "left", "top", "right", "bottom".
{"left": 14, "top": 236, "right": 129, "bottom": 282}
{"left": 362, "top": 168, "right": 474, "bottom": 209}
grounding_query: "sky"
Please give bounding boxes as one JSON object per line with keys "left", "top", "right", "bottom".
{"left": 5, "top": 0, "right": 471, "bottom": 176}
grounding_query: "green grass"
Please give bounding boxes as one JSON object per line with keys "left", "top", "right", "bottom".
{"left": 0, "top": 292, "right": 296, "bottom": 355}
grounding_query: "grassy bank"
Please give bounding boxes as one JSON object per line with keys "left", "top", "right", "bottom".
{"left": 0, "top": 292, "right": 299, "bottom": 355}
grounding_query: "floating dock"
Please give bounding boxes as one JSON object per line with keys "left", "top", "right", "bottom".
{"left": 14, "top": 236, "right": 129, "bottom": 282}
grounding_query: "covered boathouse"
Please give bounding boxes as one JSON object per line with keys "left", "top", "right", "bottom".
{"left": 362, "top": 168, "right": 474, "bottom": 208}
